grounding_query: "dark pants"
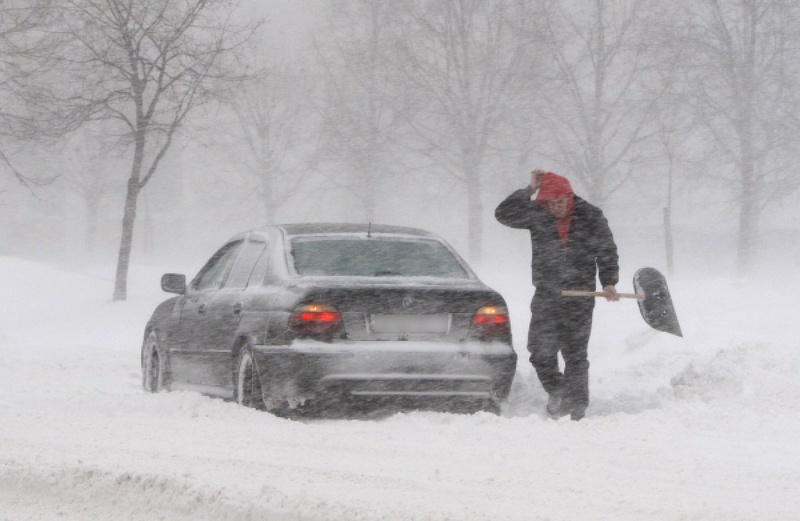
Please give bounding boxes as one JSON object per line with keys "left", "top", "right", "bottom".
{"left": 527, "top": 290, "right": 595, "bottom": 414}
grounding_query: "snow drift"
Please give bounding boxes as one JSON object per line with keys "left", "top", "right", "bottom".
{"left": 1, "top": 257, "right": 799, "bottom": 520}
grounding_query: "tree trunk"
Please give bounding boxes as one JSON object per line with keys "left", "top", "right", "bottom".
{"left": 263, "top": 198, "right": 275, "bottom": 227}
{"left": 364, "top": 171, "right": 376, "bottom": 224}
{"left": 663, "top": 148, "right": 675, "bottom": 275}
{"left": 113, "top": 178, "right": 141, "bottom": 301}
{"left": 736, "top": 93, "right": 757, "bottom": 274}
{"left": 663, "top": 207, "right": 674, "bottom": 275}
{"left": 466, "top": 165, "right": 483, "bottom": 262}
{"left": 736, "top": 8, "right": 758, "bottom": 274}
{"left": 85, "top": 198, "right": 100, "bottom": 252}
{"left": 261, "top": 162, "right": 275, "bottom": 226}
{"left": 736, "top": 162, "right": 757, "bottom": 274}
{"left": 357, "top": 153, "right": 377, "bottom": 223}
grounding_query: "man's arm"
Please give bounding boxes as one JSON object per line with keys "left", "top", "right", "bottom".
{"left": 595, "top": 210, "right": 620, "bottom": 301}
{"left": 495, "top": 170, "right": 546, "bottom": 229}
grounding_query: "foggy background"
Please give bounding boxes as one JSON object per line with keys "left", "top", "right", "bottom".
{"left": 2, "top": 0, "right": 798, "bottom": 296}
{"left": 3, "top": 5, "right": 800, "bottom": 517}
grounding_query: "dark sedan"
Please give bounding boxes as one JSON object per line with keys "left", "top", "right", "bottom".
{"left": 141, "top": 223, "right": 517, "bottom": 415}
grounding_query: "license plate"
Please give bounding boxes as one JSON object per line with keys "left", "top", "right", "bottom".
{"left": 369, "top": 314, "right": 450, "bottom": 333}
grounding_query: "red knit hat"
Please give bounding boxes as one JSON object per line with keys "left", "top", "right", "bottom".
{"left": 535, "top": 172, "right": 573, "bottom": 202}
{"left": 535, "top": 172, "right": 575, "bottom": 246}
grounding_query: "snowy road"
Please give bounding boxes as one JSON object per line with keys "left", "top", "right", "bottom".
{"left": 2, "top": 257, "right": 799, "bottom": 520}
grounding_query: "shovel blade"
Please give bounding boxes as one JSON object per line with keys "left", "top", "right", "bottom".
{"left": 633, "top": 267, "right": 682, "bottom": 337}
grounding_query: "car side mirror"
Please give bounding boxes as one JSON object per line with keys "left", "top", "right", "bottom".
{"left": 161, "top": 273, "right": 186, "bottom": 294}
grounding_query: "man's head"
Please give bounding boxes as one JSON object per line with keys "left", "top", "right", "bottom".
{"left": 536, "top": 172, "right": 574, "bottom": 219}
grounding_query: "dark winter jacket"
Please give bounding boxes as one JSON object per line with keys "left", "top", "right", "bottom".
{"left": 495, "top": 186, "right": 619, "bottom": 294}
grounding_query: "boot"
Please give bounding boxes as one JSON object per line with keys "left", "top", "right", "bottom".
{"left": 546, "top": 390, "right": 567, "bottom": 419}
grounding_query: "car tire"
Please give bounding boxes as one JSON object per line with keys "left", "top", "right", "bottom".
{"left": 235, "top": 348, "right": 265, "bottom": 410}
{"left": 142, "top": 331, "right": 169, "bottom": 393}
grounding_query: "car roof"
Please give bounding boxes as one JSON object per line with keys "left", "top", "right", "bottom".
{"left": 274, "top": 222, "right": 439, "bottom": 239}
{"left": 226, "top": 223, "right": 478, "bottom": 281}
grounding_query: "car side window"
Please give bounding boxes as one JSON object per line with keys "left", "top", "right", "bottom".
{"left": 193, "top": 241, "right": 244, "bottom": 291}
{"left": 247, "top": 242, "right": 276, "bottom": 287}
{"left": 225, "top": 240, "right": 267, "bottom": 289}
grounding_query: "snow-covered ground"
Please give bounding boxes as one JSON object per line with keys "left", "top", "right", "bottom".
{"left": 1, "top": 255, "right": 799, "bottom": 520}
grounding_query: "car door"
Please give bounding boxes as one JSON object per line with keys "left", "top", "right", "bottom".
{"left": 200, "top": 238, "right": 268, "bottom": 391}
{"left": 168, "top": 240, "right": 244, "bottom": 387}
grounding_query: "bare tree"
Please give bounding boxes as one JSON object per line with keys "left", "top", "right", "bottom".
{"left": 683, "top": 0, "right": 800, "bottom": 272}
{"left": 0, "top": 0, "right": 59, "bottom": 188}
{"left": 393, "top": 0, "right": 536, "bottom": 260}
{"left": 46, "top": 0, "right": 257, "bottom": 300}
{"left": 216, "top": 54, "right": 315, "bottom": 226}
{"left": 60, "top": 125, "right": 125, "bottom": 251}
{"left": 651, "top": 91, "right": 696, "bottom": 275}
{"left": 528, "top": 0, "right": 659, "bottom": 205}
{"left": 314, "top": 0, "right": 409, "bottom": 222}
{"left": 640, "top": 16, "right": 697, "bottom": 275}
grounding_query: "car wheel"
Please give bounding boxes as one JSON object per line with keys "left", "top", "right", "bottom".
{"left": 142, "top": 331, "right": 168, "bottom": 393}
{"left": 235, "top": 348, "right": 265, "bottom": 410}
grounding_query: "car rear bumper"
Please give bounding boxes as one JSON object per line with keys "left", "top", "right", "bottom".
{"left": 252, "top": 340, "right": 517, "bottom": 406}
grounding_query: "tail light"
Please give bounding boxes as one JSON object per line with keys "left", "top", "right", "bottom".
{"left": 290, "top": 303, "right": 343, "bottom": 338}
{"left": 471, "top": 305, "right": 510, "bottom": 341}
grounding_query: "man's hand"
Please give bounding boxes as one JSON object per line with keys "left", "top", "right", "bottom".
{"left": 603, "top": 285, "right": 620, "bottom": 302}
{"left": 530, "top": 169, "right": 546, "bottom": 191}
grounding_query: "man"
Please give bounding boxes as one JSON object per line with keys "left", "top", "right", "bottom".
{"left": 495, "top": 169, "right": 619, "bottom": 420}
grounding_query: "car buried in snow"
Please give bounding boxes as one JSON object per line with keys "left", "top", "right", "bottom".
{"left": 141, "top": 223, "right": 517, "bottom": 415}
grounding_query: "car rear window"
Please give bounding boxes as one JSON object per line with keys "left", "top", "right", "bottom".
{"left": 290, "top": 237, "right": 470, "bottom": 278}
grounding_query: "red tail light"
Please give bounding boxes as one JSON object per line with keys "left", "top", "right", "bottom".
{"left": 471, "top": 305, "right": 510, "bottom": 340}
{"left": 290, "top": 304, "right": 343, "bottom": 338}
{"left": 474, "top": 305, "right": 510, "bottom": 325}
{"left": 474, "top": 305, "right": 509, "bottom": 324}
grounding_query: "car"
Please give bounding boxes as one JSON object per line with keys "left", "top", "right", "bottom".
{"left": 141, "top": 223, "right": 517, "bottom": 415}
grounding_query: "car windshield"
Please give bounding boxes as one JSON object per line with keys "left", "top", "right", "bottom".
{"left": 290, "top": 237, "right": 470, "bottom": 278}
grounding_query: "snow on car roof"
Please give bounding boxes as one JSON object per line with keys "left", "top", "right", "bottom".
{"left": 276, "top": 222, "right": 437, "bottom": 239}
{"left": 224, "top": 223, "right": 443, "bottom": 245}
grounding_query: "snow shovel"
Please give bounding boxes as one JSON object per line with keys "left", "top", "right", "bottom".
{"left": 561, "top": 267, "right": 683, "bottom": 337}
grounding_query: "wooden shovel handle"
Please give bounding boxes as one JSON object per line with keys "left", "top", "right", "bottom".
{"left": 561, "top": 290, "right": 645, "bottom": 300}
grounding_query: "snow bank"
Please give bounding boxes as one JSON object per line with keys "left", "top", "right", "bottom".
{"left": 1, "top": 257, "right": 799, "bottom": 520}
